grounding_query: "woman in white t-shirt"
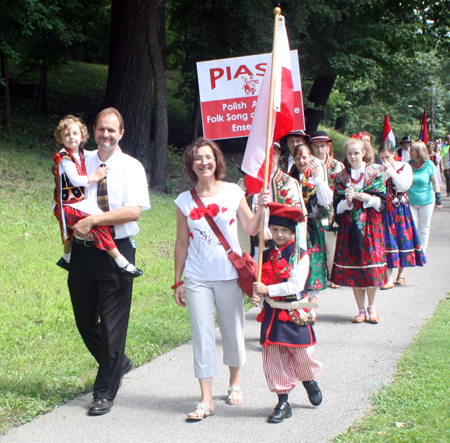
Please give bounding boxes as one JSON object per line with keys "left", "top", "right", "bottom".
{"left": 174, "top": 138, "right": 268, "bottom": 420}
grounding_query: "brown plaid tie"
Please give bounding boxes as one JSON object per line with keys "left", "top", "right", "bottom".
{"left": 97, "top": 164, "right": 115, "bottom": 236}
{"left": 97, "top": 165, "right": 110, "bottom": 212}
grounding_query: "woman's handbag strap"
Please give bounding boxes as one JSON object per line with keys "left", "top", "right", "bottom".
{"left": 190, "top": 188, "right": 232, "bottom": 253}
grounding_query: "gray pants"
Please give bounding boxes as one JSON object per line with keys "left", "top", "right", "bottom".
{"left": 185, "top": 277, "right": 246, "bottom": 379}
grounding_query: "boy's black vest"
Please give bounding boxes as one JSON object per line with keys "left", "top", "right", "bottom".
{"left": 260, "top": 243, "right": 317, "bottom": 347}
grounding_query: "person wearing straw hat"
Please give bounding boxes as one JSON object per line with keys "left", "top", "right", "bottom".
{"left": 252, "top": 202, "right": 323, "bottom": 423}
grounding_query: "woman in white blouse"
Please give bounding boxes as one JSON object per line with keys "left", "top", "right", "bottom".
{"left": 378, "top": 143, "right": 426, "bottom": 289}
{"left": 173, "top": 138, "right": 268, "bottom": 420}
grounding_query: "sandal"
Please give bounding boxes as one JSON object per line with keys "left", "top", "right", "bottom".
{"left": 227, "top": 385, "right": 244, "bottom": 405}
{"left": 380, "top": 283, "right": 395, "bottom": 290}
{"left": 186, "top": 402, "right": 214, "bottom": 420}
{"left": 395, "top": 275, "right": 406, "bottom": 285}
{"left": 367, "top": 307, "right": 380, "bottom": 324}
{"left": 351, "top": 311, "right": 366, "bottom": 323}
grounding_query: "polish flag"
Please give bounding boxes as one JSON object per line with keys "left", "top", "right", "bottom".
{"left": 241, "top": 15, "right": 295, "bottom": 195}
{"left": 419, "top": 107, "right": 429, "bottom": 144}
{"left": 382, "top": 114, "right": 396, "bottom": 149}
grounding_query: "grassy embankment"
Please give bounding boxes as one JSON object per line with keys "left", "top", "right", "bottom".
{"left": 333, "top": 297, "right": 450, "bottom": 442}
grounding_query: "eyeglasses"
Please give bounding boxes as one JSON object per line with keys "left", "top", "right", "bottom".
{"left": 194, "top": 155, "right": 215, "bottom": 163}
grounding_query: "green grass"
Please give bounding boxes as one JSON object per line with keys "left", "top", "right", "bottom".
{"left": 333, "top": 296, "right": 450, "bottom": 443}
{"left": 0, "top": 143, "right": 191, "bottom": 433}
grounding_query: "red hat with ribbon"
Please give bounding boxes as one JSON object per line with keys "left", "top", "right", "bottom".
{"left": 268, "top": 202, "right": 304, "bottom": 232}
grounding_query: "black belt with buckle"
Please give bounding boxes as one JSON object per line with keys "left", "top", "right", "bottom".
{"left": 73, "top": 237, "right": 95, "bottom": 247}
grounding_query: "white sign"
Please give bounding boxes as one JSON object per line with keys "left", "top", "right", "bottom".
{"left": 196, "top": 51, "right": 304, "bottom": 140}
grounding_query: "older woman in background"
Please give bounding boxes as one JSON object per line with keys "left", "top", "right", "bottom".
{"left": 173, "top": 138, "right": 268, "bottom": 420}
{"left": 408, "top": 140, "right": 442, "bottom": 255}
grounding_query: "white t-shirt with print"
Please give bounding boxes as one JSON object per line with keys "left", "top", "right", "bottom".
{"left": 175, "top": 182, "right": 245, "bottom": 281}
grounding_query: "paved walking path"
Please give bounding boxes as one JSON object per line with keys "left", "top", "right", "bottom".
{"left": 2, "top": 204, "right": 449, "bottom": 443}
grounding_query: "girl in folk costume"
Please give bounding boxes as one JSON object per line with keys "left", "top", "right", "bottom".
{"left": 252, "top": 202, "right": 323, "bottom": 424}
{"left": 309, "top": 130, "right": 345, "bottom": 289}
{"left": 53, "top": 115, "right": 142, "bottom": 277}
{"left": 378, "top": 143, "right": 426, "bottom": 289}
{"left": 330, "top": 137, "right": 387, "bottom": 323}
{"left": 289, "top": 145, "right": 333, "bottom": 319}
{"left": 343, "top": 131, "right": 383, "bottom": 167}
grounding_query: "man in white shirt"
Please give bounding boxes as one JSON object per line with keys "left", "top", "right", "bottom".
{"left": 69, "top": 108, "right": 151, "bottom": 416}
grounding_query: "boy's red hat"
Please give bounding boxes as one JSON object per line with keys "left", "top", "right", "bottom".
{"left": 268, "top": 202, "right": 304, "bottom": 231}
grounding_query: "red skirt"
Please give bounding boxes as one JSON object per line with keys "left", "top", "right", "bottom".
{"left": 330, "top": 208, "right": 386, "bottom": 287}
{"left": 55, "top": 206, "right": 116, "bottom": 252}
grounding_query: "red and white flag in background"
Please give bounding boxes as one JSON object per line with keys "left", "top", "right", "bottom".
{"left": 241, "top": 15, "right": 295, "bottom": 195}
{"left": 419, "top": 107, "right": 429, "bottom": 144}
{"left": 382, "top": 114, "right": 396, "bottom": 148}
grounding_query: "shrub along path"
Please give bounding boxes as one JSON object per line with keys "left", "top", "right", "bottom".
{"left": 1, "top": 202, "right": 449, "bottom": 443}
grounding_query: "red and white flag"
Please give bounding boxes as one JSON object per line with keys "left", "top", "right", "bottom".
{"left": 382, "top": 114, "right": 396, "bottom": 148}
{"left": 419, "top": 107, "right": 429, "bottom": 144}
{"left": 241, "top": 15, "right": 295, "bottom": 195}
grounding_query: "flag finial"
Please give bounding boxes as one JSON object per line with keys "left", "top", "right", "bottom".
{"left": 274, "top": 7, "right": 281, "bottom": 15}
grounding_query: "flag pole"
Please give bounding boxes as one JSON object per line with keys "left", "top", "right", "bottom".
{"left": 257, "top": 7, "right": 282, "bottom": 282}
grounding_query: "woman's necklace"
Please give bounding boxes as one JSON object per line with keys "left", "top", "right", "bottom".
{"left": 413, "top": 161, "right": 425, "bottom": 169}
{"left": 350, "top": 170, "right": 363, "bottom": 184}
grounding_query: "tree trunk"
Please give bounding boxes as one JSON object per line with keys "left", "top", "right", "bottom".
{"left": 192, "top": 96, "right": 201, "bottom": 141}
{"left": 104, "top": 0, "right": 153, "bottom": 167}
{"left": 36, "top": 53, "right": 48, "bottom": 115}
{"left": 304, "top": 74, "right": 336, "bottom": 134}
{"left": 335, "top": 115, "right": 347, "bottom": 133}
{"left": 71, "top": 45, "right": 80, "bottom": 62}
{"left": 0, "top": 50, "right": 11, "bottom": 132}
{"left": 146, "top": 0, "right": 168, "bottom": 191}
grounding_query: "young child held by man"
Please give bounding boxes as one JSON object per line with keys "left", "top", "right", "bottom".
{"left": 53, "top": 115, "right": 143, "bottom": 277}
{"left": 252, "top": 202, "right": 323, "bottom": 423}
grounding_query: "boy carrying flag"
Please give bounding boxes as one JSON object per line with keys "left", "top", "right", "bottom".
{"left": 252, "top": 202, "right": 323, "bottom": 423}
